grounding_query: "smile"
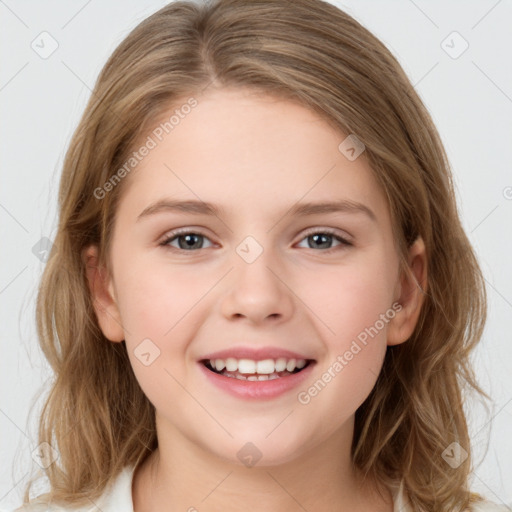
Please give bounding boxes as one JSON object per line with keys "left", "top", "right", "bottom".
{"left": 199, "top": 357, "right": 316, "bottom": 400}
{"left": 202, "top": 357, "right": 312, "bottom": 380}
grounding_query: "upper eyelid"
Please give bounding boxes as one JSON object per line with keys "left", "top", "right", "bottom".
{"left": 301, "top": 226, "right": 351, "bottom": 239}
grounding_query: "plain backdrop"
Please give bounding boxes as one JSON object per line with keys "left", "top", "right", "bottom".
{"left": 1, "top": 0, "right": 511, "bottom": 509}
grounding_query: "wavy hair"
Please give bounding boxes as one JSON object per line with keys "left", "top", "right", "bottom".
{"left": 21, "top": 0, "right": 490, "bottom": 510}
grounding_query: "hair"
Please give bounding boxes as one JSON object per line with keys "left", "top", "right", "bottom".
{"left": 20, "top": 0, "right": 491, "bottom": 510}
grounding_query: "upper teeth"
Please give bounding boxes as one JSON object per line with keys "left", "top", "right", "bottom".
{"left": 208, "top": 358, "right": 307, "bottom": 374}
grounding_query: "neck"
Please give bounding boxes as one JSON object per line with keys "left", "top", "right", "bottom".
{"left": 132, "top": 416, "right": 393, "bottom": 512}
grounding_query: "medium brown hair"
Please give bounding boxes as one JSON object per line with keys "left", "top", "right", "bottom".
{"left": 21, "top": 0, "right": 490, "bottom": 510}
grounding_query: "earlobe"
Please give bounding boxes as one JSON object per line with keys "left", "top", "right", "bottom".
{"left": 82, "top": 244, "right": 125, "bottom": 343}
{"left": 387, "top": 237, "right": 428, "bottom": 346}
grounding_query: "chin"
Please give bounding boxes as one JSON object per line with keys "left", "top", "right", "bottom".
{"left": 207, "top": 432, "right": 310, "bottom": 469}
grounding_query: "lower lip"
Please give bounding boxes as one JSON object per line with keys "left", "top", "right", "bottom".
{"left": 198, "top": 361, "right": 316, "bottom": 400}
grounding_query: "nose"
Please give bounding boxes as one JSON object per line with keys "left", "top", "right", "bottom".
{"left": 220, "top": 247, "right": 295, "bottom": 325}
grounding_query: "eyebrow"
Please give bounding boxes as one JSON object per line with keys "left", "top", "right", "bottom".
{"left": 136, "top": 198, "right": 376, "bottom": 223}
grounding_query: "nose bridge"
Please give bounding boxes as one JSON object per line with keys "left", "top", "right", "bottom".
{"left": 235, "top": 234, "right": 279, "bottom": 287}
{"left": 220, "top": 233, "right": 293, "bottom": 323}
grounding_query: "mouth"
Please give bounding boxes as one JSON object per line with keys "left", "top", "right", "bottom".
{"left": 200, "top": 357, "right": 315, "bottom": 381}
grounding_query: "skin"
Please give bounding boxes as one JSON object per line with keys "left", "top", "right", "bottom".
{"left": 84, "top": 87, "right": 427, "bottom": 512}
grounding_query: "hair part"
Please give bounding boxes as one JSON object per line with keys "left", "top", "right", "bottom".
{"left": 24, "top": 1, "right": 489, "bottom": 510}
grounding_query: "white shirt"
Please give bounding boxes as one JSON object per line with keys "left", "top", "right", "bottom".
{"left": 5, "top": 465, "right": 510, "bottom": 511}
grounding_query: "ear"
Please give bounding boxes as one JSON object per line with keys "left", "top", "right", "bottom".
{"left": 82, "top": 244, "right": 125, "bottom": 342}
{"left": 387, "top": 236, "right": 428, "bottom": 346}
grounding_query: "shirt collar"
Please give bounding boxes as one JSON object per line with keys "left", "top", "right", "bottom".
{"left": 94, "top": 465, "right": 135, "bottom": 512}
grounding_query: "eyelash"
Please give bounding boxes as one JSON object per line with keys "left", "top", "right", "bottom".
{"left": 158, "top": 227, "right": 352, "bottom": 254}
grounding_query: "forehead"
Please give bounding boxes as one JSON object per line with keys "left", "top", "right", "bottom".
{"left": 115, "top": 87, "right": 389, "bottom": 225}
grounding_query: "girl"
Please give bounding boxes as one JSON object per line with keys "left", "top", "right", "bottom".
{"left": 10, "top": 0, "right": 510, "bottom": 510}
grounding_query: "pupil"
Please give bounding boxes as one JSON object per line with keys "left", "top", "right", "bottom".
{"left": 179, "top": 234, "right": 202, "bottom": 250}
{"left": 310, "top": 233, "right": 331, "bottom": 249}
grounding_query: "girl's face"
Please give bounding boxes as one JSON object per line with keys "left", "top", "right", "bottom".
{"left": 86, "top": 87, "right": 425, "bottom": 467}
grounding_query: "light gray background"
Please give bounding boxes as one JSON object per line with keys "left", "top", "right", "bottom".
{"left": 1, "top": 0, "right": 511, "bottom": 509}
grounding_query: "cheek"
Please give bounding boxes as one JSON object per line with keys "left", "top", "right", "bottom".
{"left": 306, "top": 258, "right": 396, "bottom": 342}
{"left": 302, "top": 260, "right": 394, "bottom": 400}
{"left": 304, "top": 261, "right": 395, "bottom": 408}
{"left": 115, "top": 260, "right": 209, "bottom": 338}
{"left": 114, "top": 264, "right": 197, "bottom": 403}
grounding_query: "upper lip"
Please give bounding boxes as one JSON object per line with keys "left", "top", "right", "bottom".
{"left": 200, "top": 346, "right": 315, "bottom": 362}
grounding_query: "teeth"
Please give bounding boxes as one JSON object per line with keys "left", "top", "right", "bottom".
{"left": 256, "top": 359, "right": 275, "bottom": 374}
{"left": 205, "top": 357, "right": 308, "bottom": 375}
{"left": 275, "top": 358, "right": 287, "bottom": 372}
{"left": 286, "top": 359, "right": 296, "bottom": 372}
{"left": 238, "top": 359, "right": 256, "bottom": 374}
{"left": 225, "top": 357, "right": 238, "bottom": 372}
{"left": 222, "top": 372, "right": 286, "bottom": 381}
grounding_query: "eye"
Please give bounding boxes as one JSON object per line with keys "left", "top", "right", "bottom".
{"left": 159, "top": 228, "right": 352, "bottom": 253}
{"left": 159, "top": 229, "right": 214, "bottom": 251}
{"left": 296, "top": 229, "right": 352, "bottom": 252}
